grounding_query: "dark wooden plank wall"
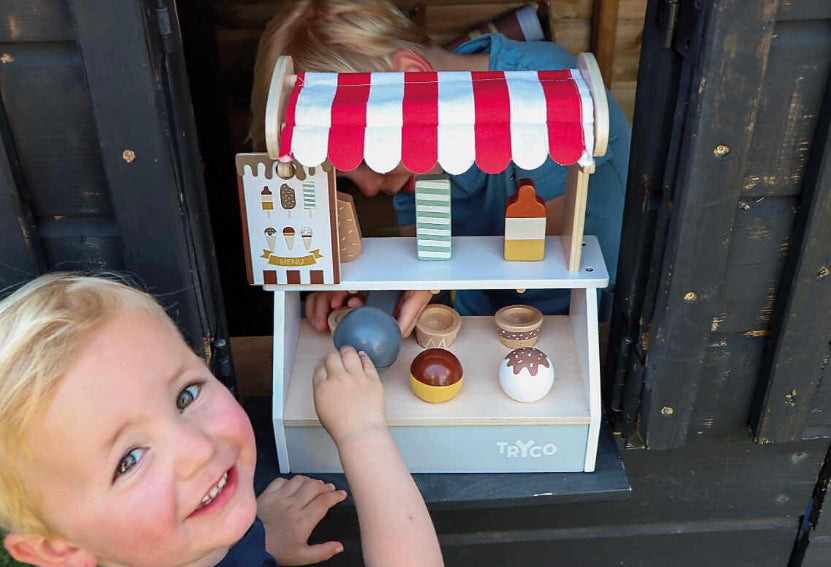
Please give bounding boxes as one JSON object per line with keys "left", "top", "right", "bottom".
{"left": 0, "top": 1, "right": 118, "bottom": 283}
{"left": 708, "top": 6, "right": 831, "bottom": 444}
{"left": 610, "top": 0, "right": 831, "bottom": 450}
{"left": 749, "top": 16, "right": 831, "bottom": 442}
{"left": 0, "top": 0, "right": 228, "bottom": 367}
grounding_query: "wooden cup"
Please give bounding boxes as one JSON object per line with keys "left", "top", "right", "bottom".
{"left": 494, "top": 304, "right": 543, "bottom": 348}
{"left": 415, "top": 304, "right": 462, "bottom": 348}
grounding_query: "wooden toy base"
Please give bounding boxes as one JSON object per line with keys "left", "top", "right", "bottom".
{"left": 283, "top": 316, "right": 592, "bottom": 473}
{"left": 270, "top": 235, "right": 607, "bottom": 474}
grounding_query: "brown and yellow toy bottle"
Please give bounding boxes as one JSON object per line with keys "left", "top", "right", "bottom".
{"left": 504, "top": 178, "right": 546, "bottom": 261}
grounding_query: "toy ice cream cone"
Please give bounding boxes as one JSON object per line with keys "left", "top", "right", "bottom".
{"left": 264, "top": 227, "right": 277, "bottom": 251}
{"left": 301, "top": 226, "right": 313, "bottom": 250}
{"left": 282, "top": 226, "right": 296, "bottom": 250}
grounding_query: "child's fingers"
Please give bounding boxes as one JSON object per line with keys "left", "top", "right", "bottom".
{"left": 345, "top": 294, "right": 366, "bottom": 308}
{"left": 306, "top": 487, "right": 348, "bottom": 515}
{"left": 294, "top": 477, "right": 335, "bottom": 506}
{"left": 358, "top": 350, "right": 380, "bottom": 380}
{"left": 395, "top": 290, "right": 431, "bottom": 338}
{"left": 305, "top": 293, "right": 335, "bottom": 332}
{"left": 312, "top": 361, "right": 328, "bottom": 387}
{"left": 325, "top": 348, "right": 347, "bottom": 374}
{"left": 278, "top": 474, "right": 314, "bottom": 498}
{"left": 259, "top": 476, "right": 288, "bottom": 496}
{"left": 339, "top": 345, "right": 364, "bottom": 373}
{"left": 313, "top": 349, "right": 348, "bottom": 387}
{"left": 295, "top": 541, "right": 345, "bottom": 565}
{"left": 327, "top": 290, "right": 352, "bottom": 309}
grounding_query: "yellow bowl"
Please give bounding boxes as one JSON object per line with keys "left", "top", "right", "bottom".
{"left": 409, "top": 374, "right": 464, "bottom": 403}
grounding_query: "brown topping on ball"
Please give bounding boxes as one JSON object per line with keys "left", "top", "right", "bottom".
{"left": 505, "top": 347, "right": 549, "bottom": 377}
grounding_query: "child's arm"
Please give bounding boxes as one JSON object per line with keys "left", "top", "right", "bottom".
{"left": 257, "top": 474, "right": 347, "bottom": 565}
{"left": 313, "top": 347, "right": 444, "bottom": 567}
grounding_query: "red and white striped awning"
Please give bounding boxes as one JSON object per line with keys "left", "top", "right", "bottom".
{"left": 276, "top": 69, "right": 596, "bottom": 175}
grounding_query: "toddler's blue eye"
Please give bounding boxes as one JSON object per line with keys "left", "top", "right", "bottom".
{"left": 114, "top": 448, "right": 144, "bottom": 479}
{"left": 176, "top": 384, "right": 201, "bottom": 411}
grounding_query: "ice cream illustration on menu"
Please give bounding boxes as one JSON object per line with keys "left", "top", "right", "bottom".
{"left": 301, "top": 227, "right": 313, "bottom": 250}
{"left": 264, "top": 227, "right": 277, "bottom": 251}
{"left": 302, "top": 182, "right": 316, "bottom": 218}
{"left": 236, "top": 153, "right": 340, "bottom": 285}
{"left": 280, "top": 184, "right": 296, "bottom": 217}
{"left": 260, "top": 187, "right": 274, "bottom": 218}
{"left": 282, "top": 226, "right": 296, "bottom": 250}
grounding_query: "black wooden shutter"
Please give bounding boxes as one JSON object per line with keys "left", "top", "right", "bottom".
{"left": 0, "top": 0, "right": 229, "bottom": 380}
{"left": 608, "top": 0, "right": 831, "bottom": 448}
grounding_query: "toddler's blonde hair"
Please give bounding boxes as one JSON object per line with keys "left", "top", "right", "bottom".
{"left": 0, "top": 273, "right": 169, "bottom": 537}
{"left": 249, "top": 0, "right": 431, "bottom": 151}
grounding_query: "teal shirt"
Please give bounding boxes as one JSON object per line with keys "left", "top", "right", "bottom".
{"left": 393, "top": 34, "right": 630, "bottom": 316}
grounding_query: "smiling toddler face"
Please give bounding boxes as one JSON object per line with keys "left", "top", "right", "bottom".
{"left": 21, "top": 306, "right": 258, "bottom": 567}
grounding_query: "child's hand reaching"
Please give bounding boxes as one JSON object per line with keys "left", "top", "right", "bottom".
{"left": 257, "top": 475, "right": 347, "bottom": 565}
{"left": 313, "top": 347, "right": 444, "bottom": 566}
{"left": 305, "top": 290, "right": 433, "bottom": 338}
{"left": 313, "top": 346, "right": 385, "bottom": 447}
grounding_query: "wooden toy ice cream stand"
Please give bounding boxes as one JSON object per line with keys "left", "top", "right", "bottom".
{"left": 236, "top": 53, "right": 610, "bottom": 474}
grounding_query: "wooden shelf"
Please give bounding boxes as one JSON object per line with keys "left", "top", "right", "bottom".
{"left": 285, "top": 316, "right": 591, "bottom": 427}
{"left": 264, "top": 235, "right": 609, "bottom": 292}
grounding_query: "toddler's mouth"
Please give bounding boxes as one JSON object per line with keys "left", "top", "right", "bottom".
{"left": 195, "top": 471, "right": 229, "bottom": 512}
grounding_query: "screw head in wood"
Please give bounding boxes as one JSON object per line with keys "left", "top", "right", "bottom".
{"left": 713, "top": 144, "right": 731, "bottom": 159}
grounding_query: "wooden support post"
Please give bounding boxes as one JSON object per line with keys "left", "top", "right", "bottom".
{"left": 592, "top": 0, "right": 621, "bottom": 87}
{"left": 265, "top": 56, "right": 296, "bottom": 159}
{"left": 561, "top": 162, "right": 594, "bottom": 272}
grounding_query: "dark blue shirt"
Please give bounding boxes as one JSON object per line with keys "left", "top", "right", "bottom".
{"left": 215, "top": 517, "right": 278, "bottom": 567}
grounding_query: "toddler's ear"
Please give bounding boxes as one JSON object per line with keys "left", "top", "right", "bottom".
{"left": 4, "top": 533, "right": 96, "bottom": 567}
{"left": 391, "top": 49, "right": 433, "bottom": 73}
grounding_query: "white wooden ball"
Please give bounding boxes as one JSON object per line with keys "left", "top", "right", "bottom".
{"left": 498, "top": 347, "right": 555, "bottom": 403}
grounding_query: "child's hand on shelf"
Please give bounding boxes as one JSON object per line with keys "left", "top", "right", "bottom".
{"left": 313, "top": 346, "right": 386, "bottom": 447}
{"left": 305, "top": 291, "right": 367, "bottom": 332}
{"left": 305, "top": 289, "right": 434, "bottom": 338}
{"left": 392, "top": 290, "right": 434, "bottom": 338}
{"left": 258, "top": 474, "right": 347, "bottom": 565}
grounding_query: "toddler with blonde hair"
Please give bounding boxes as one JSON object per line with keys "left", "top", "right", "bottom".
{"left": 0, "top": 273, "right": 442, "bottom": 567}
{"left": 250, "top": 0, "right": 631, "bottom": 334}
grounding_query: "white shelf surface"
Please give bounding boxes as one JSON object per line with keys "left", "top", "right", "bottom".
{"left": 264, "top": 235, "right": 609, "bottom": 292}
{"left": 284, "top": 315, "right": 591, "bottom": 427}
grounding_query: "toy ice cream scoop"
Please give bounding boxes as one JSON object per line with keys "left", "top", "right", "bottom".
{"left": 499, "top": 347, "right": 554, "bottom": 403}
{"left": 280, "top": 183, "right": 296, "bottom": 216}
{"left": 282, "top": 226, "right": 296, "bottom": 250}
{"left": 264, "top": 227, "right": 277, "bottom": 251}
{"left": 332, "top": 306, "right": 401, "bottom": 372}
{"left": 409, "top": 348, "right": 464, "bottom": 403}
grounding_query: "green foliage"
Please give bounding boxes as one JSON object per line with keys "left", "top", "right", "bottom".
{"left": 0, "top": 545, "right": 23, "bottom": 567}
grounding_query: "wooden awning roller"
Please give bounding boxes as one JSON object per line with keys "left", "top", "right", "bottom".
{"left": 264, "top": 54, "right": 610, "bottom": 271}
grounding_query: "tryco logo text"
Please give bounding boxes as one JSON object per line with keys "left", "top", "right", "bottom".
{"left": 496, "top": 440, "right": 558, "bottom": 458}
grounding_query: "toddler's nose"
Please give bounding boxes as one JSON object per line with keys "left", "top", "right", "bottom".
{"left": 174, "top": 424, "right": 216, "bottom": 479}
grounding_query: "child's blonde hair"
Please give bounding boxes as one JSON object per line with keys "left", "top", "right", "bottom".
{"left": 249, "top": 0, "right": 432, "bottom": 151}
{"left": 0, "top": 273, "right": 169, "bottom": 537}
